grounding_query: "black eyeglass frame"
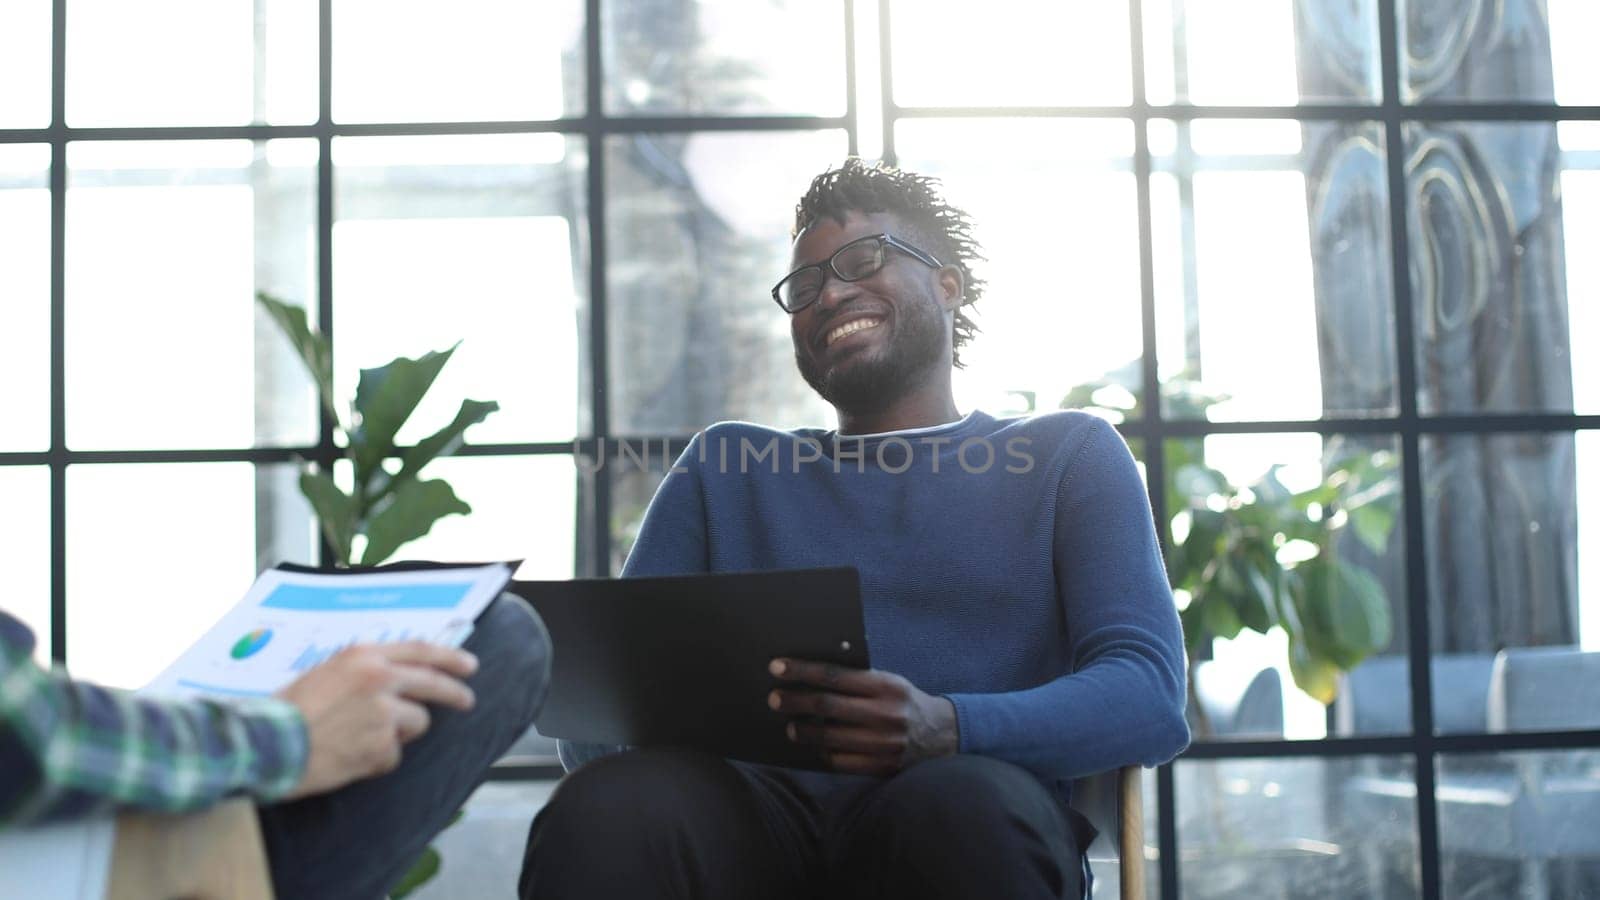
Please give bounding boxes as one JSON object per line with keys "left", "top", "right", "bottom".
{"left": 770, "top": 233, "right": 944, "bottom": 313}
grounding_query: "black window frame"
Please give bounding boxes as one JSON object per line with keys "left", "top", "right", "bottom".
{"left": 3, "top": 2, "right": 1600, "bottom": 897}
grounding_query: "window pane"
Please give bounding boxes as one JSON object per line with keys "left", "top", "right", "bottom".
{"left": 605, "top": 442, "right": 676, "bottom": 575}
{"left": 1163, "top": 435, "right": 1406, "bottom": 741}
{"left": 896, "top": 119, "right": 1142, "bottom": 417}
{"left": 1401, "top": 0, "right": 1598, "bottom": 105}
{"left": 1408, "top": 122, "right": 1587, "bottom": 415}
{"left": 1565, "top": 123, "right": 1600, "bottom": 153}
{"left": 0, "top": 467, "right": 52, "bottom": 665}
{"left": 66, "top": 462, "right": 313, "bottom": 688}
{"left": 605, "top": 130, "right": 844, "bottom": 435}
{"left": 333, "top": 0, "right": 583, "bottom": 123}
{"left": 66, "top": 140, "right": 318, "bottom": 450}
{"left": 67, "top": 0, "right": 315, "bottom": 126}
{"left": 1561, "top": 151, "right": 1600, "bottom": 415}
{"left": 1586, "top": 431, "right": 1600, "bottom": 656}
{"left": 332, "top": 135, "right": 589, "bottom": 444}
{"left": 0, "top": 145, "right": 50, "bottom": 452}
{"left": 1180, "top": 756, "right": 1417, "bottom": 898}
{"left": 0, "top": 1, "right": 50, "bottom": 127}
{"left": 1423, "top": 432, "right": 1599, "bottom": 735}
{"left": 604, "top": 0, "right": 845, "bottom": 116}
{"left": 1154, "top": 120, "right": 1396, "bottom": 421}
{"left": 1144, "top": 0, "right": 1380, "bottom": 105}
{"left": 1550, "top": 0, "right": 1600, "bottom": 105}
{"left": 376, "top": 455, "right": 577, "bottom": 581}
{"left": 1437, "top": 751, "right": 1600, "bottom": 898}
{"left": 892, "top": 0, "right": 1131, "bottom": 107}
{"left": 255, "top": 463, "right": 320, "bottom": 573}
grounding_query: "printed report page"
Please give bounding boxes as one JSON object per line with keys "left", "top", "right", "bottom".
{"left": 142, "top": 563, "right": 512, "bottom": 699}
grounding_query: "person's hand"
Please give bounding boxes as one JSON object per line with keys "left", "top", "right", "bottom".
{"left": 277, "top": 641, "right": 479, "bottom": 800}
{"left": 768, "top": 658, "right": 959, "bottom": 775}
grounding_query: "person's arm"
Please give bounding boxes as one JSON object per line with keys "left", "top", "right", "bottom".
{"left": 945, "top": 416, "right": 1190, "bottom": 777}
{"left": 1, "top": 610, "right": 480, "bottom": 826}
{"left": 773, "top": 418, "right": 1187, "bottom": 777}
{"left": 0, "top": 610, "right": 307, "bottom": 826}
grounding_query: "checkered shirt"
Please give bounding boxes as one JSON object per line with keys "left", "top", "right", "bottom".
{"left": 0, "top": 608, "right": 307, "bottom": 826}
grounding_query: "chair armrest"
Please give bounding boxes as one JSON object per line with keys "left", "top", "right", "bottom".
{"left": 108, "top": 798, "right": 274, "bottom": 900}
{"left": 1119, "top": 765, "right": 1145, "bottom": 900}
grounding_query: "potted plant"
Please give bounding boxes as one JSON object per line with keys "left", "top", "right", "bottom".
{"left": 255, "top": 293, "right": 498, "bottom": 568}
{"left": 1061, "top": 372, "right": 1399, "bottom": 730}
{"left": 256, "top": 292, "right": 496, "bottom": 897}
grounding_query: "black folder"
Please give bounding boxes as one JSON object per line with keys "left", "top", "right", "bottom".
{"left": 508, "top": 566, "right": 870, "bottom": 771}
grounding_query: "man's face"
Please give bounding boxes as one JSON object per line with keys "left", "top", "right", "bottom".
{"left": 786, "top": 210, "right": 959, "bottom": 413}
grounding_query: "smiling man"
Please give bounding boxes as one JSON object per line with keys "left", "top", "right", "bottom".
{"left": 519, "top": 159, "right": 1189, "bottom": 900}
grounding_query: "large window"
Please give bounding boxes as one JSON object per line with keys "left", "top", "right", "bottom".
{"left": 3, "top": 2, "right": 1597, "bottom": 897}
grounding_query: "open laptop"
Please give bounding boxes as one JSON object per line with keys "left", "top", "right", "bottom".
{"left": 508, "top": 566, "right": 869, "bottom": 771}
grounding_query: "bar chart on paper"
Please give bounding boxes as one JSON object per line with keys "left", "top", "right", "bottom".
{"left": 143, "top": 564, "right": 513, "bottom": 700}
{"left": 169, "top": 616, "right": 446, "bottom": 697}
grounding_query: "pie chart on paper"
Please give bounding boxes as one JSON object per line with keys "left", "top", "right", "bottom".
{"left": 230, "top": 628, "right": 274, "bottom": 660}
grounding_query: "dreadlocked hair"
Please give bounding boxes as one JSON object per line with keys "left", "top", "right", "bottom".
{"left": 792, "top": 158, "right": 986, "bottom": 368}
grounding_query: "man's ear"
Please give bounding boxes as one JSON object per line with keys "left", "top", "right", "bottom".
{"left": 937, "top": 265, "right": 964, "bottom": 311}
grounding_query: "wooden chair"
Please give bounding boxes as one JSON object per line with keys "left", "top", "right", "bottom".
{"left": 1071, "top": 765, "right": 1147, "bottom": 899}
{"left": 107, "top": 798, "right": 275, "bottom": 900}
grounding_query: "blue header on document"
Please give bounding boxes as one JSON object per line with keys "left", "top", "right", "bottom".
{"left": 261, "top": 581, "right": 476, "bottom": 612}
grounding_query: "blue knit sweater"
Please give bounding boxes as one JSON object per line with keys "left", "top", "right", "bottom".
{"left": 594, "top": 409, "right": 1189, "bottom": 789}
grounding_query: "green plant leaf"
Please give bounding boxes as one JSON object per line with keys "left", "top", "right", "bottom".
{"left": 1200, "top": 593, "right": 1245, "bottom": 642}
{"left": 388, "top": 847, "right": 440, "bottom": 899}
{"left": 256, "top": 292, "right": 340, "bottom": 429}
{"left": 299, "top": 470, "right": 356, "bottom": 566}
{"left": 1290, "top": 559, "right": 1338, "bottom": 661}
{"left": 1290, "top": 481, "right": 1340, "bottom": 512}
{"left": 1064, "top": 367, "right": 1399, "bottom": 707}
{"left": 1180, "top": 603, "right": 1208, "bottom": 654}
{"left": 350, "top": 345, "right": 460, "bottom": 492}
{"left": 1236, "top": 560, "right": 1277, "bottom": 633}
{"left": 375, "top": 398, "right": 499, "bottom": 498}
{"left": 1324, "top": 560, "right": 1393, "bottom": 663}
{"left": 1349, "top": 503, "right": 1396, "bottom": 555}
{"left": 358, "top": 477, "right": 471, "bottom": 566}
{"left": 1212, "top": 554, "right": 1270, "bottom": 635}
{"left": 1165, "top": 545, "right": 1192, "bottom": 587}
{"left": 1295, "top": 557, "right": 1391, "bottom": 669}
{"left": 1180, "top": 509, "right": 1226, "bottom": 586}
{"left": 1288, "top": 638, "right": 1342, "bottom": 704}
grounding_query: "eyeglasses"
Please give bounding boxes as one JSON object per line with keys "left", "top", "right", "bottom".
{"left": 770, "top": 233, "right": 943, "bottom": 313}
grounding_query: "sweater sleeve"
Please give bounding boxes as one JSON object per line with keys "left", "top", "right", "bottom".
{"left": 945, "top": 418, "right": 1190, "bottom": 778}
{"left": 1, "top": 610, "right": 307, "bottom": 825}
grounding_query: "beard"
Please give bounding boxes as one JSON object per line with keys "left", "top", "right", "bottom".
{"left": 795, "top": 298, "right": 948, "bottom": 414}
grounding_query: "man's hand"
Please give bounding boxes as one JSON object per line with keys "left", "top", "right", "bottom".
{"left": 768, "top": 658, "right": 959, "bottom": 775}
{"left": 276, "top": 641, "right": 479, "bottom": 800}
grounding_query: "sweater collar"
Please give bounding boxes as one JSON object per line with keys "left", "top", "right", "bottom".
{"left": 831, "top": 410, "right": 989, "bottom": 444}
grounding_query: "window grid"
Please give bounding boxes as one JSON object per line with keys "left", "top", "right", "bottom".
{"left": 1, "top": 1, "right": 1597, "bottom": 896}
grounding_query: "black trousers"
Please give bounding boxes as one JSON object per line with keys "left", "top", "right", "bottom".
{"left": 519, "top": 748, "right": 1089, "bottom": 900}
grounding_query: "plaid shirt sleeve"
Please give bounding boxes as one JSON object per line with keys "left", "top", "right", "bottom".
{"left": 0, "top": 609, "right": 309, "bottom": 827}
